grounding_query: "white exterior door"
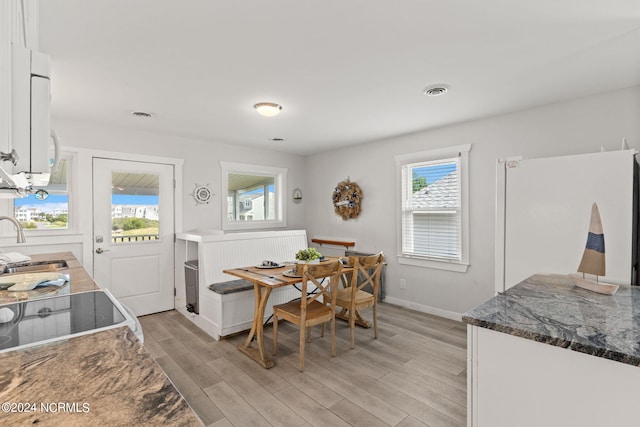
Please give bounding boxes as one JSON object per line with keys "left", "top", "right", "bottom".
{"left": 92, "top": 158, "right": 175, "bottom": 316}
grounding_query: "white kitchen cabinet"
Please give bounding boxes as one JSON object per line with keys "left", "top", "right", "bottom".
{"left": 0, "top": 0, "right": 41, "bottom": 174}
{"left": 468, "top": 325, "right": 640, "bottom": 427}
{"left": 0, "top": 2, "right": 13, "bottom": 156}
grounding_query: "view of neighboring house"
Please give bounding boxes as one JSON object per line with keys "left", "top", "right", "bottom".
{"left": 15, "top": 206, "right": 69, "bottom": 222}
{"left": 228, "top": 193, "right": 275, "bottom": 221}
{"left": 412, "top": 170, "right": 458, "bottom": 209}
{"left": 112, "top": 204, "right": 159, "bottom": 220}
{"left": 409, "top": 171, "right": 460, "bottom": 259}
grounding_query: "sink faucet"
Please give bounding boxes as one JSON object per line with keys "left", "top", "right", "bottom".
{"left": 0, "top": 216, "right": 26, "bottom": 243}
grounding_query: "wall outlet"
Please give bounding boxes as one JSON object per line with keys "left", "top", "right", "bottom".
{"left": 399, "top": 279, "right": 406, "bottom": 290}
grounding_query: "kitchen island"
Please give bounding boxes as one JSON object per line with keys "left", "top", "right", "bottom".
{"left": 463, "top": 274, "right": 640, "bottom": 427}
{"left": 0, "top": 252, "right": 202, "bottom": 426}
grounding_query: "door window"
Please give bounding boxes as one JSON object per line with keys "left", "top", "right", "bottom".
{"left": 110, "top": 171, "right": 160, "bottom": 243}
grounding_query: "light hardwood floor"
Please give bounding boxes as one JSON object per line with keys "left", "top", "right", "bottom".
{"left": 139, "top": 303, "right": 467, "bottom": 427}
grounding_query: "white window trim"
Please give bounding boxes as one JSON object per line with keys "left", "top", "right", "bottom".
{"left": 395, "top": 144, "right": 471, "bottom": 273}
{"left": 220, "top": 161, "right": 287, "bottom": 231}
{"left": 5, "top": 151, "right": 78, "bottom": 237}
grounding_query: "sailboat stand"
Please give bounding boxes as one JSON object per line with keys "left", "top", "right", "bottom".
{"left": 569, "top": 202, "right": 619, "bottom": 296}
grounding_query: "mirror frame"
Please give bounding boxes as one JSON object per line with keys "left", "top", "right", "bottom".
{"left": 220, "top": 161, "right": 287, "bottom": 231}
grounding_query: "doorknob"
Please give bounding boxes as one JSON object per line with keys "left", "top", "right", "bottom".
{"left": 95, "top": 248, "right": 110, "bottom": 254}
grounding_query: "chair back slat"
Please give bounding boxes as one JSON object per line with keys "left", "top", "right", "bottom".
{"left": 300, "top": 261, "right": 342, "bottom": 312}
{"left": 347, "top": 253, "right": 384, "bottom": 297}
{"left": 335, "top": 252, "right": 384, "bottom": 349}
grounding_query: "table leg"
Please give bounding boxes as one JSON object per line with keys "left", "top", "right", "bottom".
{"left": 335, "top": 308, "right": 371, "bottom": 328}
{"left": 238, "top": 284, "right": 275, "bottom": 368}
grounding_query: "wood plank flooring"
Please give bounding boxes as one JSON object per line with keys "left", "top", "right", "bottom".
{"left": 139, "top": 303, "right": 467, "bottom": 427}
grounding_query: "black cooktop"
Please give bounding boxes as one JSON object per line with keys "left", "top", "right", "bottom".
{"left": 0, "top": 291, "right": 127, "bottom": 352}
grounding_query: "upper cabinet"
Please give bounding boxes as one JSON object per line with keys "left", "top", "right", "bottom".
{"left": 0, "top": 1, "right": 56, "bottom": 196}
{"left": 1, "top": 0, "right": 38, "bottom": 150}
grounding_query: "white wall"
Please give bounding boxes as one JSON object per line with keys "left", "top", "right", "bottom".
{"left": 305, "top": 85, "right": 640, "bottom": 319}
{"left": 0, "top": 119, "right": 308, "bottom": 273}
{"left": 52, "top": 118, "right": 308, "bottom": 233}
{"left": 3, "top": 80, "right": 638, "bottom": 320}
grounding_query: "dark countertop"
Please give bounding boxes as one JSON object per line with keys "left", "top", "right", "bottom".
{"left": 0, "top": 327, "right": 201, "bottom": 426}
{"left": 0, "top": 252, "right": 202, "bottom": 426}
{"left": 463, "top": 274, "right": 640, "bottom": 366}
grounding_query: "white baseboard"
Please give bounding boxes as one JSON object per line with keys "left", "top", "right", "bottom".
{"left": 176, "top": 306, "right": 222, "bottom": 340}
{"left": 383, "top": 296, "right": 463, "bottom": 322}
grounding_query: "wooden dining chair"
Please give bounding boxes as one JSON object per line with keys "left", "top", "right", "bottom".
{"left": 336, "top": 252, "right": 384, "bottom": 349}
{"left": 272, "top": 260, "right": 342, "bottom": 371}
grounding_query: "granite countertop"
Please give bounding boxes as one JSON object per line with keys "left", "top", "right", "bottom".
{"left": 0, "top": 327, "right": 200, "bottom": 426}
{"left": 463, "top": 274, "right": 640, "bottom": 366}
{"left": 0, "top": 252, "right": 202, "bottom": 426}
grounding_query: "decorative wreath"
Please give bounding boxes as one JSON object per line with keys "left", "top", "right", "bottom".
{"left": 332, "top": 178, "right": 362, "bottom": 220}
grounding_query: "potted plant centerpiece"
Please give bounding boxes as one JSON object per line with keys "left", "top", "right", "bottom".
{"left": 295, "top": 247, "right": 322, "bottom": 275}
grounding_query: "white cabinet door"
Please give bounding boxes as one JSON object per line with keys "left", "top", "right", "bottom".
{"left": 469, "top": 326, "right": 640, "bottom": 427}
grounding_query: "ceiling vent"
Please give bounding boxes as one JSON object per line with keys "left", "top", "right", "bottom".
{"left": 423, "top": 85, "right": 449, "bottom": 97}
{"left": 131, "top": 111, "right": 153, "bottom": 118}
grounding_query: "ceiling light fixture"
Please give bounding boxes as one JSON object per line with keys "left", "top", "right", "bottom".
{"left": 423, "top": 84, "right": 449, "bottom": 97}
{"left": 254, "top": 102, "right": 283, "bottom": 117}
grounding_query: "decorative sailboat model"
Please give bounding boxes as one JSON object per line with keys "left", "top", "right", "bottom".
{"left": 570, "top": 203, "right": 619, "bottom": 295}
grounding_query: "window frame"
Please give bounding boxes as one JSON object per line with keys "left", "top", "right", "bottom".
{"left": 10, "top": 151, "right": 76, "bottom": 236}
{"left": 220, "top": 161, "right": 287, "bottom": 231}
{"left": 395, "top": 144, "right": 471, "bottom": 272}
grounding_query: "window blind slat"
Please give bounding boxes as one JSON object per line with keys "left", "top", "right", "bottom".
{"left": 401, "top": 157, "right": 461, "bottom": 260}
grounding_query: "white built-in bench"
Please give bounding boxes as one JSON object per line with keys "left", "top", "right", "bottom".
{"left": 175, "top": 229, "right": 308, "bottom": 340}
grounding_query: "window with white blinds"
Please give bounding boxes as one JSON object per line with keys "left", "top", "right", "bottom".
{"left": 396, "top": 144, "right": 470, "bottom": 272}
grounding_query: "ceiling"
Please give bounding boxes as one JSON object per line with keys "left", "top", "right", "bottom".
{"left": 38, "top": 1, "right": 640, "bottom": 155}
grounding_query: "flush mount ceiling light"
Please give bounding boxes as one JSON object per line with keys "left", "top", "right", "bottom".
{"left": 423, "top": 84, "right": 449, "bottom": 97}
{"left": 254, "top": 102, "right": 283, "bottom": 117}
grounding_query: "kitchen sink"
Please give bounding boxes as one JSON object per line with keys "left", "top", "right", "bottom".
{"left": 2, "top": 260, "right": 68, "bottom": 275}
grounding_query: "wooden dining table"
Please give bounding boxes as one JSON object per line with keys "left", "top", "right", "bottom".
{"left": 223, "top": 259, "right": 352, "bottom": 368}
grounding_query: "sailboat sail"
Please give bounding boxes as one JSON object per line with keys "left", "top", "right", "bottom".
{"left": 577, "top": 203, "right": 605, "bottom": 277}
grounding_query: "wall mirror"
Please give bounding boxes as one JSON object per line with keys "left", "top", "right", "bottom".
{"left": 221, "top": 162, "right": 287, "bottom": 230}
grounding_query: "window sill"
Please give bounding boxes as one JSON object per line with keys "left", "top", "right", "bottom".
{"left": 398, "top": 255, "right": 469, "bottom": 273}
{"left": 0, "top": 233, "right": 83, "bottom": 247}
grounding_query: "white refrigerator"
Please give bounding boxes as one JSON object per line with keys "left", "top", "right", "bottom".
{"left": 495, "top": 149, "right": 639, "bottom": 293}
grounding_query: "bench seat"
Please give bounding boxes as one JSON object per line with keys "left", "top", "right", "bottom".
{"left": 209, "top": 279, "right": 254, "bottom": 294}
{"left": 176, "top": 229, "right": 309, "bottom": 340}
